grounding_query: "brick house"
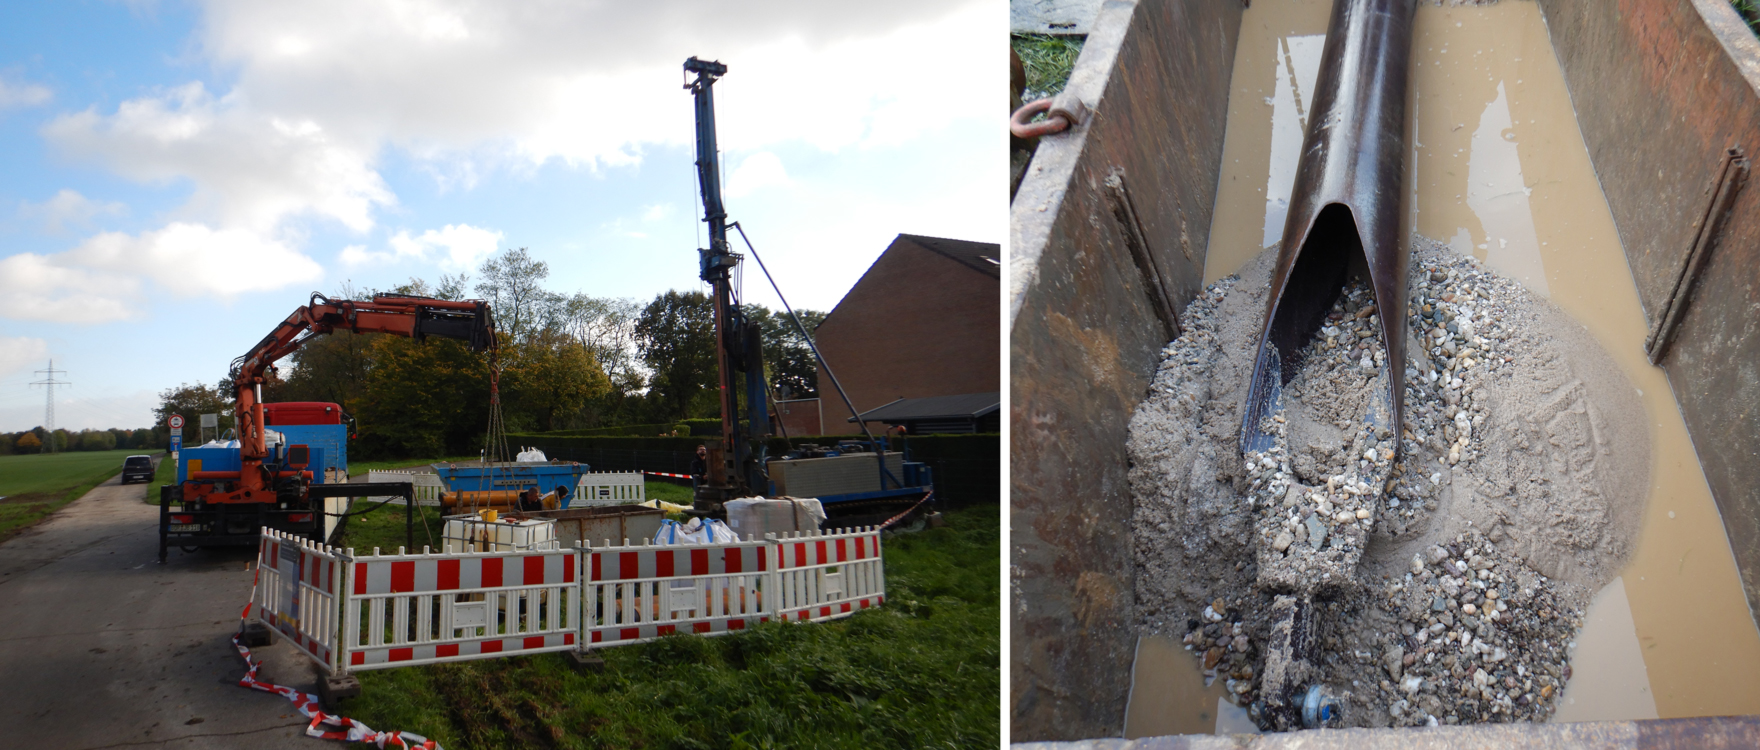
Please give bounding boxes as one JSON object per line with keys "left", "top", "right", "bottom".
{"left": 771, "top": 397, "right": 823, "bottom": 437}
{"left": 813, "top": 234, "right": 1001, "bottom": 434}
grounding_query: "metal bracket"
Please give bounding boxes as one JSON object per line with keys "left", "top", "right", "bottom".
{"left": 1645, "top": 146, "right": 1749, "bottom": 364}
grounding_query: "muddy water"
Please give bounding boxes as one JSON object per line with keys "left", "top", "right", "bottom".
{"left": 1122, "top": 634, "right": 1236, "bottom": 737}
{"left": 1168, "top": 0, "right": 1760, "bottom": 724}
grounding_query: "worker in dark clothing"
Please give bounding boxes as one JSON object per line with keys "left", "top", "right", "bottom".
{"left": 689, "top": 444, "right": 709, "bottom": 490}
{"left": 516, "top": 487, "right": 543, "bottom": 513}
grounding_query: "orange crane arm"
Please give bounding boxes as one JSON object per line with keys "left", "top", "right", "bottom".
{"left": 213, "top": 293, "right": 494, "bottom": 503}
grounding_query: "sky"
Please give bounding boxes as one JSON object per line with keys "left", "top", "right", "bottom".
{"left": 0, "top": 0, "right": 1006, "bottom": 433}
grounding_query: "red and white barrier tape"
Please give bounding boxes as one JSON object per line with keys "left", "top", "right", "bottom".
{"left": 237, "top": 566, "right": 443, "bottom": 749}
{"left": 643, "top": 471, "right": 693, "bottom": 479}
{"left": 879, "top": 492, "right": 934, "bottom": 530}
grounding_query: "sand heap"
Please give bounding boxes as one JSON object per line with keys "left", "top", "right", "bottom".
{"left": 1127, "top": 237, "right": 1648, "bottom": 729}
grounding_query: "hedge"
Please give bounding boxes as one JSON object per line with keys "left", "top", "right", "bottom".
{"left": 507, "top": 432, "right": 999, "bottom": 505}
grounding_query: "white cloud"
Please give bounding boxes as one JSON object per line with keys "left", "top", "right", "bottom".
{"left": 725, "top": 152, "right": 789, "bottom": 198}
{"left": 344, "top": 223, "right": 503, "bottom": 270}
{"left": 0, "top": 336, "right": 50, "bottom": 377}
{"left": 0, "top": 252, "right": 139, "bottom": 323}
{"left": 45, "top": 0, "right": 991, "bottom": 216}
{"left": 43, "top": 82, "right": 394, "bottom": 233}
{"left": 0, "top": 223, "right": 322, "bottom": 323}
{"left": 69, "top": 222, "right": 324, "bottom": 296}
{"left": 19, "top": 189, "right": 127, "bottom": 233}
{"left": 19, "top": 1, "right": 993, "bottom": 326}
{"left": 640, "top": 204, "right": 674, "bottom": 222}
{"left": 0, "top": 76, "right": 51, "bottom": 109}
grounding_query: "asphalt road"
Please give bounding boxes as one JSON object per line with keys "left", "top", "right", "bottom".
{"left": 0, "top": 471, "right": 322, "bottom": 749}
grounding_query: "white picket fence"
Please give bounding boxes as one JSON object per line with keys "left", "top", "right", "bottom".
{"left": 362, "top": 470, "right": 444, "bottom": 506}
{"left": 574, "top": 471, "right": 645, "bottom": 506}
{"left": 357, "top": 469, "right": 643, "bottom": 508}
{"left": 251, "top": 525, "right": 884, "bottom": 677}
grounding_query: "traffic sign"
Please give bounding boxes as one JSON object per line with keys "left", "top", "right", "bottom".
{"left": 169, "top": 415, "right": 184, "bottom": 429}
{"left": 170, "top": 435, "right": 183, "bottom": 451}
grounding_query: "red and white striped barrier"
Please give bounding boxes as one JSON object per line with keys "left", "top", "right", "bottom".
{"left": 770, "top": 527, "right": 886, "bottom": 623}
{"left": 247, "top": 523, "right": 887, "bottom": 691}
{"left": 582, "top": 539, "right": 772, "bottom": 648}
{"left": 238, "top": 547, "right": 442, "bottom": 749}
{"left": 341, "top": 546, "right": 579, "bottom": 670}
{"left": 643, "top": 471, "right": 693, "bottom": 480}
{"left": 234, "top": 633, "right": 440, "bottom": 749}
{"left": 256, "top": 529, "right": 346, "bottom": 673}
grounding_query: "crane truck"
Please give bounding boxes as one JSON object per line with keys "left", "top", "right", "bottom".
{"left": 158, "top": 293, "right": 495, "bottom": 562}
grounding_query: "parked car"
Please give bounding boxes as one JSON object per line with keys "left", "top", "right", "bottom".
{"left": 121, "top": 455, "right": 155, "bottom": 484}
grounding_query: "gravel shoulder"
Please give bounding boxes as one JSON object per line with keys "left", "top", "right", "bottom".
{"left": 0, "top": 473, "right": 320, "bottom": 749}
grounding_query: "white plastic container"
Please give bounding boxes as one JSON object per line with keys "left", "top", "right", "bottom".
{"left": 441, "top": 514, "right": 560, "bottom": 552}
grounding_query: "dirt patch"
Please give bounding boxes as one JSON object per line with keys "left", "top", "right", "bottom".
{"left": 1128, "top": 237, "right": 1647, "bottom": 728}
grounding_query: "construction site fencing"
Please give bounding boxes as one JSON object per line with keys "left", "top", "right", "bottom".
{"left": 772, "top": 528, "right": 887, "bottom": 622}
{"left": 362, "top": 471, "right": 443, "bottom": 505}
{"left": 575, "top": 471, "right": 645, "bottom": 506}
{"left": 360, "top": 469, "right": 645, "bottom": 508}
{"left": 342, "top": 546, "right": 579, "bottom": 671}
{"left": 581, "top": 538, "right": 772, "bottom": 648}
{"left": 252, "top": 526, "right": 886, "bottom": 678}
{"left": 254, "top": 529, "right": 347, "bottom": 674}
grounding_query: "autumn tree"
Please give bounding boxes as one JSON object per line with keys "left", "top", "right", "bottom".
{"left": 501, "top": 330, "right": 614, "bottom": 432}
{"left": 744, "top": 305, "right": 825, "bottom": 399}
{"left": 154, "top": 383, "right": 233, "bottom": 439}
{"left": 354, "top": 336, "right": 492, "bottom": 459}
{"left": 476, "top": 248, "right": 560, "bottom": 340}
{"left": 635, "top": 290, "right": 718, "bottom": 421}
{"left": 15, "top": 432, "right": 41, "bottom": 453}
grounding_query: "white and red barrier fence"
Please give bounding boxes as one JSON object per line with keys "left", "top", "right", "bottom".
{"left": 252, "top": 526, "right": 884, "bottom": 679}
{"left": 582, "top": 538, "right": 772, "bottom": 648}
{"left": 772, "top": 530, "right": 887, "bottom": 622}
{"left": 255, "top": 530, "right": 348, "bottom": 673}
{"left": 343, "top": 547, "right": 580, "bottom": 670}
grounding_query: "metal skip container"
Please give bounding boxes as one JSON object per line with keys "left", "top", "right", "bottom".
{"left": 529, "top": 505, "right": 667, "bottom": 548}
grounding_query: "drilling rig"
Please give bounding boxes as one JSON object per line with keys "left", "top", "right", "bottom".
{"left": 683, "top": 57, "right": 934, "bottom": 526}
{"left": 685, "top": 56, "right": 769, "bottom": 510}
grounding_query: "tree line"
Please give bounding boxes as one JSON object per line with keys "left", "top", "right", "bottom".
{"left": 0, "top": 426, "right": 159, "bottom": 455}
{"left": 151, "top": 248, "right": 826, "bottom": 460}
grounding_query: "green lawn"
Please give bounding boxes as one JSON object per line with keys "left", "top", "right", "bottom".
{"left": 332, "top": 503, "right": 1000, "bottom": 749}
{"left": 144, "top": 451, "right": 178, "bottom": 504}
{"left": 644, "top": 479, "right": 692, "bottom": 506}
{"left": 1012, "top": 34, "right": 1085, "bottom": 102}
{"left": 0, "top": 449, "right": 148, "bottom": 541}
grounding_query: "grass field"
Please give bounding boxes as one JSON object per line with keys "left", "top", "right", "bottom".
{"left": 144, "top": 452, "right": 178, "bottom": 504}
{"left": 0, "top": 449, "right": 147, "bottom": 540}
{"left": 330, "top": 502, "right": 1000, "bottom": 748}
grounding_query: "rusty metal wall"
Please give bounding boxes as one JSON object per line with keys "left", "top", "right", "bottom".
{"left": 1538, "top": 0, "right": 1760, "bottom": 622}
{"left": 1009, "top": 0, "right": 1243, "bottom": 740}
